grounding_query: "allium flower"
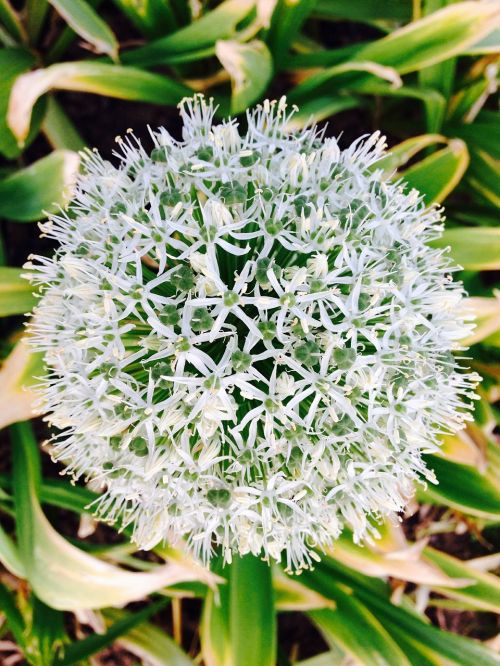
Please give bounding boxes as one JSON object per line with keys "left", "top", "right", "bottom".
{"left": 25, "top": 95, "right": 478, "bottom": 571}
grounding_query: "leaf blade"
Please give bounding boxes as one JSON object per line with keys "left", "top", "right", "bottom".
{"left": 0, "top": 150, "right": 79, "bottom": 221}
{"left": 8, "top": 62, "right": 191, "bottom": 143}
{"left": 10, "top": 421, "right": 219, "bottom": 610}
{"left": 430, "top": 227, "right": 500, "bottom": 271}
{"left": 48, "top": 0, "right": 118, "bottom": 60}
{"left": 123, "top": 0, "right": 254, "bottom": 67}
{"left": 0, "top": 267, "right": 37, "bottom": 315}
{"left": 229, "top": 555, "right": 276, "bottom": 666}
{"left": 400, "top": 139, "right": 469, "bottom": 203}
{"left": 215, "top": 39, "right": 272, "bottom": 114}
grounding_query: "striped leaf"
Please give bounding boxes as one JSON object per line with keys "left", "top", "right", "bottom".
{"left": 8, "top": 62, "right": 191, "bottom": 144}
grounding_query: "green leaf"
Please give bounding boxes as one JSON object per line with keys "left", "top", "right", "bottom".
{"left": 0, "top": 472, "right": 100, "bottom": 516}
{"left": 0, "top": 339, "right": 44, "bottom": 429}
{"left": 418, "top": 0, "right": 456, "bottom": 104}
{"left": 123, "top": 0, "right": 255, "bottom": 67}
{"left": 447, "top": 112, "right": 500, "bottom": 159}
{"left": 201, "top": 560, "right": 232, "bottom": 666}
{"left": 400, "top": 139, "right": 469, "bottom": 203}
{"left": 419, "top": 454, "right": 500, "bottom": 520}
{"left": 55, "top": 599, "right": 170, "bottom": 665}
{"left": 42, "top": 96, "right": 86, "bottom": 151}
{"left": 303, "top": 558, "right": 500, "bottom": 666}
{"left": 468, "top": 149, "right": 500, "bottom": 208}
{"left": 215, "top": 39, "right": 272, "bottom": 114}
{"left": 0, "top": 150, "right": 80, "bottom": 221}
{"left": 355, "top": 82, "right": 446, "bottom": 134}
{"left": 10, "top": 421, "right": 219, "bottom": 610}
{"left": 8, "top": 62, "right": 191, "bottom": 144}
{"left": 387, "top": 624, "right": 462, "bottom": 666}
{"left": 230, "top": 555, "right": 276, "bottom": 666}
{"left": 104, "top": 609, "right": 195, "bottom": 666}
{"left": 312, "top": 0, "right": 411, "bottom": 25}
{"left": 423, "top": 547, "right": 500, "bottom": 614}
{"left": 0, "top": 0, "right": 25, "bottom": 43}
{"left": 290, "top": 59, "right": 402, "bottom": 102}
{"left": 31, "top": 596, "right": 67, "bottom": 666}
{"left": 289, "top": 42, "right": 364, "bottom": 69}
{"left": 48, "top": 0, "right": 118, "bottom": 60}
{"left": 26, "top": 0, "right": 49, "bottom": 44}
{"left": 274, "top": 566, "right": 334, "bottom": 611}
{"left": 0, "top": 47, "right": 35, "bottom": 158}
{"left": 45, "top": 0, "right": 103, "bottom": 63}
{"left": 112, "top": 0, "right": 179, "bottom": 39}
{"left": 309, "top": 588, "right": 410, "bottom": 666}
{"left": 266, "top": 0, "right": 316, "bottom": 70}
{"left": 419, "top": 54, "right": 455, "bottom": 104}
{"left": 39, "top": 478, "right": 98, "bottom": 515}
{"left": 298, "top": 652, "right": 346, "bottom": 666}
{"left": 465, "top": 27, "right": 500, "bottom": 54}
{"left": 375, "top": 133, "right": 447, "bottom": 174}
{"left": 0, "top": 267, "right": 37, "bottom": 315}
{"left": 290, "top": 2, "right": 500, "bottom": 99}
{"left": 354, "top": 2, "right": 500, "bottom": 74}
{"left": 361, "top": 581, "right": 500, "bottom": 666}
{"left": 0, "top": 522, "right": 25, "bottom": 577}
{"left": 430, "top": 227, "right": 500, "bottom": 271}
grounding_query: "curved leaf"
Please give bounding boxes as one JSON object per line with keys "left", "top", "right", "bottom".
{"left": 266, "top": 0, "right": 316, "bottom": 70}
{"left": 331, "top": 534, "right": 472, "bottom": 589}
{"left": 430, "top": 227, "right": 500, "bottom": 271}
{"left": 215, "top": 39, "right": 272, "bottom": 113}
{"left": 0, "top": 339, "right": 43, "bottom": 429}
{"left": 400, "top": 139, "right": 469, "bottom": 203}
{"left": 0, "top": 267, "right": 37, "bottom": 315}
{"left": 8, "top": 62, "right": 191, "bottom": 144}
{"left": 309, "top": 588, "right": 410, "bottom": 666}
{"left": 123, "top": 0, "right": 255, "bottom": 67}
{"left": 419, "top": 454, "right": 500, "bottom": 520}
{"left": 424, "top": 547, "right": 500, "bottom": 614}
{"left": 0, "top": 150, "right": 79, "bottom": 221}
{"left": 354, "top": 2, "right": 500, "bottom": 74}
{"left": 10, "top": 422, "right": 219, "bottom": 611}
{"left": 55, "top": 600, "right": 170, "bottom": 665}
{"left": 468, "top": 149, "right": 500, "bottom": 208}
{"left": 303, "top": 558, "right": 500, "bottom": 666}
{"left": 291, "top": 2, "right": 500, "bottom": 99}
{"left": 48, "top": 0, "right": 118, "bottom": 60}
{"left": 105, "top": 609, "right": 195, "bottom": 666}
{"left": 0, "top": 47, "right": 35, "bottom": 158}
{"left": 0, "top": 523, "right": 25, "bottom": 578}
{"left": 376, "top": 134, "right": 447, "bottom": 174}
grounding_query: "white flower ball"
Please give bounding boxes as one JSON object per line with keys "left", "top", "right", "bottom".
{"left": 25, "top": 95, "right": 478, "bottom": 570}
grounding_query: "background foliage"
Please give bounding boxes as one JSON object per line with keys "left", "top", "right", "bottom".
{"left": 0, "top": 0, "right": 499, "bottom": 664}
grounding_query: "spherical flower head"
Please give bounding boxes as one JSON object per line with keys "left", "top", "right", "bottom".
{"left": 25, "top": 95, "right": 479, "bottom": 571}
